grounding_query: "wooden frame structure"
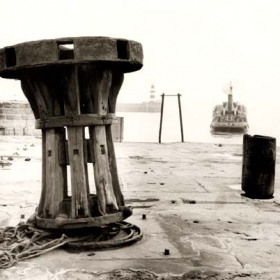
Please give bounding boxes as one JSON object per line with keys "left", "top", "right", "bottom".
{"left": 159, "top": 93, "right": 184, "bottom": 143}
{"left": 0, "top": 37, "right": 143, "bottom": 229}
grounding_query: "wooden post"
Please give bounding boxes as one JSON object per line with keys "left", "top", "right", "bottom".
{"left": 159, "top": 93, "right": 184, "bottom": 143}
{"left": 64, "top": 66, "right": 90, "bottom": 218}
{"left": 177, "top": 93, "right": 184, "bottom": 142}
{"left": 107, "top": 71, "right": 125, "bottom": 206}
{"left": 85, "top": 66, "right": 118, "bottom": 214}
{"left": 242, "top": 134, "right": 276, "bottom": 198}
{"left": 159, "top": 93, "right": 165, "bottom": 143}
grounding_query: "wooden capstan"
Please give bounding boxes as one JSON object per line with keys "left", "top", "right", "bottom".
{"left": 0, "top": 37, "right": 143, "bottom": 229}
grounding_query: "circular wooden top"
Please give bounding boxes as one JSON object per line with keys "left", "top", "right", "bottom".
{"left": 0, "top": 37, "right": 143, "bottom": 79}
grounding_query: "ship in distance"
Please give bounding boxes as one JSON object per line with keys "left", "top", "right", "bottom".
{"left": 210, "top": 83, "right": 249, "bottom": 134}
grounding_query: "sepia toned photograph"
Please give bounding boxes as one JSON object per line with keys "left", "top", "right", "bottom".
{"left": 0, "top": 1, "right": 279, "bottom": 279}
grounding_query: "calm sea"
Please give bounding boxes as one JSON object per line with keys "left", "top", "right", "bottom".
{"left": 117, "top": 101, "right": 280, "bottom": 146}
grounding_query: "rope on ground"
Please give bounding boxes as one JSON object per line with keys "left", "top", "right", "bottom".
{"left": 0, "top": 221, "right": 143, "bottom": 269}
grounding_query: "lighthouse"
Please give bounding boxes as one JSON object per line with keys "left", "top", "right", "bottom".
{"left": 150, "top": 85, "right": 156, "bottom": 102}
{"left": 228, "top": 81, "right": 233, "bottom": 113}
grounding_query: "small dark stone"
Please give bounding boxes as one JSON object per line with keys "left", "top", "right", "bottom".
{"left": 25, "top": 158, "right": 31, "bottom": 161}
{"left": 164, "top": 249, "right": 170, "bottom": 255}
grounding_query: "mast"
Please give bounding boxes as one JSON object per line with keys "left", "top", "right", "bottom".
{"left": 228, "top": 81, "right": 233, "bottom": 112}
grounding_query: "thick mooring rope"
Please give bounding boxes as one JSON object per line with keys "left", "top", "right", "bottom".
{"left": 0, "top": 221, "right": 142, "bottom": 269}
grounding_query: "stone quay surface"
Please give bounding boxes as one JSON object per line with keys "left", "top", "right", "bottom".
{"left": 0, "top": 136, "right": 280, "bottom": 279}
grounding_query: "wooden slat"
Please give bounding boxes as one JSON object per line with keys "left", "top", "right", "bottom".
{"left": 21, "top": 74, "right": 51, "bottom": 218}
{"left": 107, "top": 71, "right": 125, "bottom": 206}
{"left": 108, "top": 71, "right": 124, "bottom": 113}
{"left": 37, "top": 129, "right": 47, "bottom": 217}
{"left": 20, "top": 78, "right": 40, "bottom": 119}
{"left": 59, "top": 129, "right": 68, "bottom": 199}
{"left": 106, "top": 126, "right": 124, "bottom": 206}
{"left": 58, "top": 139, "right": 95, "bottom": 165}
{"left": 86, "top": 66, "right": 118, "bottom": 214}
{"left": 35, "top": 113, "right": 116, "bottom": 129}
{"left": 41, "top": 128, "right": 66, "bottom": 218}
{"left": 64, "top": 66, "right": 90, "bottom": 218}
{"left": 67, "top": 127, "right": 90, "bottom": 218}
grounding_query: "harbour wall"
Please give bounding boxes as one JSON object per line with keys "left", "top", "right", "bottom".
{"left": 0, "top": 101, "right": 38, "bottom": 136}
{"left": 0, "top": 101, "right": 123, "bottom": 141}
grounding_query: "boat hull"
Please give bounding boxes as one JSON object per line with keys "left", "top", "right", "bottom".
{"left": 211, "top": 122, "right": 248, "bottom": 134}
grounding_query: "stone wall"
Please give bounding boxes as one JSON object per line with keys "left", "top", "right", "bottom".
{"left": 0, "top": 101, "right": 124, "bottom": 141}
{"left": 0, "top": 101, "right": 38, "bottom": 135}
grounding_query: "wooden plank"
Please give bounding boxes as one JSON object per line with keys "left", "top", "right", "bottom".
{"left": 37, "top": 129, "right": 47, "bottom": 217}
{"left": 35, "top": 113, "right": 116, "bottom": 129}
{"left": 41, "top": 128, "right": 66, "bottom": 218}
{"left": 86, "top": 66, "right": 118, "bottom": 214}
{"left": 108, "top": 71, "right": 124, "bottom": 113}
{"left": 107, "top": 70, "right": 125, "bottom": 206}
{"left": 64, "top": 66, "right": 90, "bottom": 218}
{"left": 59, "top": 129, "right": 68, "bottom": 199}
{"left": 83, "top": 134, "right": 90, "bottom": 196}
{"left": 21, "top": 74, "right": 51, "bottom": 218}
{"left": 106, "top": 125, "right": 124, "bottom": 206}
{"left": 20, "top": 78, "right": 40, "bottom": 119}
{"left": 67, "top": 127, "right": 90, "bottom": 218}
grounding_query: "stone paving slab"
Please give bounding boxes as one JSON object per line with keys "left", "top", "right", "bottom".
{"left": 1, "top": 136, "right": 280, "bottom": 279}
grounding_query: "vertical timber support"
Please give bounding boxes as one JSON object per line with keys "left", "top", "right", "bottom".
{"left": 177, "top": 93, "right": 184, "bottom": 143}
{"left": 107, "top": 71, "right": 125, "bottom": 206}
{"left": 159, "top": 93, "right": 184, "bottom": 143}
{"left": 64, "top": 66, "right": 90, "bottom": 218}
{"left": 159, "top": 93, "right": 165, "bottom": 144}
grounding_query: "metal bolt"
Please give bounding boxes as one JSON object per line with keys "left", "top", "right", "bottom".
{"left": 164, "top": 249, "right": 170, "bottom": 255}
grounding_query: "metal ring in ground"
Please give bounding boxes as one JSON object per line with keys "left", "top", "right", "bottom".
{"left": 64, "top": 221, "right": 143, "bottom": 250}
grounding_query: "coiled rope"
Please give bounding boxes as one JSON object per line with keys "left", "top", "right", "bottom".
{"left": 0, "top": 221, "right": 142, "bottom": 269}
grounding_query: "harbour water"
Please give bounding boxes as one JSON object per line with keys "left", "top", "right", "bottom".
{"left": 117, "top": 101, "right": 280, "bottom": 145}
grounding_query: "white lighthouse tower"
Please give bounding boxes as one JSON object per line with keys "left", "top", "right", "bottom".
{"left": 149, "top": 84, "right": 156, "bottom": 102}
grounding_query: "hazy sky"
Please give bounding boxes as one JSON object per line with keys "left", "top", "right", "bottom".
{"left": 0, "top": 0, "right": 280, "bottom": 110}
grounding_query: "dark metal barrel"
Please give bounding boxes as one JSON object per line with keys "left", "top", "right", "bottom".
{"left": 242, "top": 134, "right": 276, "bottom": 198}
